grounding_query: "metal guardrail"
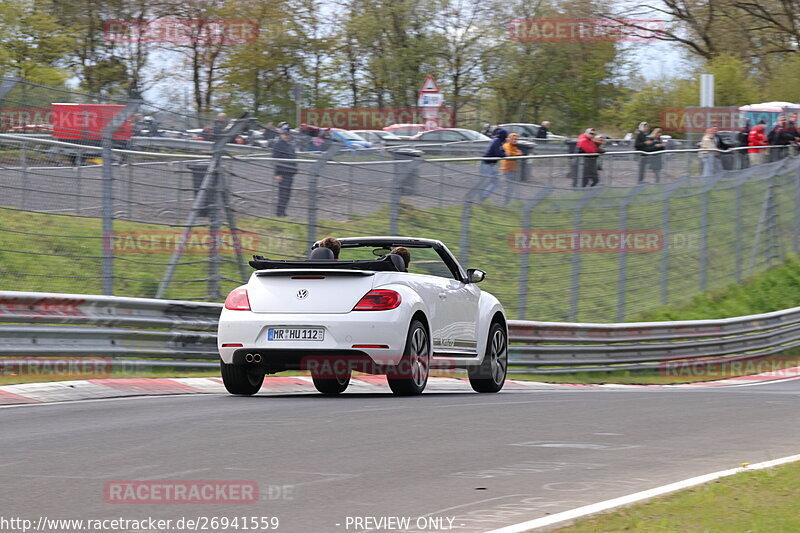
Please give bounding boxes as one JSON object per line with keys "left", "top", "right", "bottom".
{"left": 2, "top": 291, "right": 799, "bottom": 375}
{"left": 0, "top": 291, "right": 220, "bottom": 363}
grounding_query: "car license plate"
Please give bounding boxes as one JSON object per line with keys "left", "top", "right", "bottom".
{"left": 267, "top": 328, "right": 324, "bottom": 341}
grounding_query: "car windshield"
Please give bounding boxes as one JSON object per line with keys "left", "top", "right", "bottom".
{"left": 335, "top": 130, "right": 367, "bottom": 141}
{"left": 458, "top": 129, "right": 490, "bottom": 141}
{"left": 390, "top": 127, "right": 422, "bottom": 136}
{"left": 339, "top": 245, "right": 456, "bottom": 278}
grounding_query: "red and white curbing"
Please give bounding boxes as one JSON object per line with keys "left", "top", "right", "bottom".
{"left": 1, "top": 366, "right": 799, "bottom": 406}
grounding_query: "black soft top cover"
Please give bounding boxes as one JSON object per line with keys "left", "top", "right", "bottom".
{"left": 249, "top": 254, "right": 406, "bottom": 272}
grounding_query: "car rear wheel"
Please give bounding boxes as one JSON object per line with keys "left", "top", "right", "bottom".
{"left": 311, "top": 370, "right": 351, "bottom": 395}
{"left": 220, "top": 361, "right": 264, "bottom": 395}
{"left": 387, "top": 319, "right": 430, "bottom": 396}
{"left": 469, "top": 322, "right": 507, "bottom": 393}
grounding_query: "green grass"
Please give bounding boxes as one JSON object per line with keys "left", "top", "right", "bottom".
{"left": 508, "top": 352, "right": 800, "bottom": 385}
{"left": 639, "top": 255, "right": 800, "bottom": 321}
{"left": 0, "top": 368, "right": 221, "bottom": 386}
{"left": 0, "top": 164, "right": 797, "bottom": 320}
{"left": 555, "top": 460, "right": 800, "bottom": 532}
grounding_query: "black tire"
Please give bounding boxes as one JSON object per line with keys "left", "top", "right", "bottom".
{"left": 387, "top": 319, "right": 430, "bottom": 396}
{"left": 220, "top": 361, "right": 264, "bottom": 395}
{"left": 469, "top": 322, "right": 507, "bottom": 393}
{"left": 311, "top": 369, "right": 351, "bottom": 395}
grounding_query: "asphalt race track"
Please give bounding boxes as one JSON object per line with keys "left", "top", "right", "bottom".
{"left": 2, "top": 379, "right": 800, "bottom": 532}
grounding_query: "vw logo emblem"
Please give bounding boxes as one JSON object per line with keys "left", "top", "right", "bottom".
{"left": 296, "top": 289, "right": 309, "bottom": 300}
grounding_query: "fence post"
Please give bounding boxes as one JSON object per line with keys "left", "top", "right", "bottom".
{"left": 735, "top": 176, "right": 746, "bottom": 282}
{"left": 306, "top": 144, "right": 341, "bottom": 245}
{"left": 616, "top": 184, "right": 645, "bottom": 322}
{"left": 517, "top": 188, "right": 552, "bottom": 319}
{"left": 660, "top": 186, "right": 671, "bottom": 305}
{"left": 458, "top": 177, "right": 486, "bottom": 268}
{"left": 208, "top": 167, "right": 222, "bottom": 301}
{"left": 126, "top": 152, "right": 134, "bottom": 219}
{"left": 574, "top": 156, "right": 584, "bottom": 187}
{"left": 101, "top": 100, "right": 140, "bottom": 296}
{"left": 569, "top": 186, "right": 603, "bottom": 322}
{"left": 20, "top": 142, "right": 28, "bottom": 210}
{"left": 156, "top": 115, "right": 250, "bottom": 299}
{"left": 699, "top": 187, "right": 708, "bottom": 291}
{"left": 794, "top": 173, "right": 800, "bottom": 254}
{"left": 390, "top": 156, "right": 422, "bottom": 235}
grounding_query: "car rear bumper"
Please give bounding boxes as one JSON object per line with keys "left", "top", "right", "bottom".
{"left": 217, "top": 310, "right": 408, "bottom": 366}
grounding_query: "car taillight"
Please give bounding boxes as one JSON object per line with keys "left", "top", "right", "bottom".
{"left": 353, "top": 289, "right": 401, "bottom": 311}
{"left": 224, "top": 288, "right": 250, "bottom": 311}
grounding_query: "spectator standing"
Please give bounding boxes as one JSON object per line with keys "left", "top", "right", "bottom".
{"left": 787, "top": 113, "right": 800, "bottom": 155}
{"left": 212, "top": 113, "right": 228, "bottom": 140}
{"left": 478, "top": 128, "right": 507, "bottom": 201}
{"left": 536, "top": 121, "right": 551, "bottom": 139}
{"left": 576, "top": 128, "right": 604, "bottom": 187}
{"left": 748, "top": 121, "right": 769, "bottom": 166}
{"left": 261, "top": 122, "right": 279, "bottom": 141}
{"left": 714, "top": 128, "right": 735, "bottom": 170}
{"left": 500, "top": 133, "right": 524, "bottom": 204}
{"left": 272, "top": 131, "right": 298, "bottom": 217}
{"left": 699, "top": 128, "right": 720, "bottom": 177}
{"left": 634, "top": 122, "right": 653, "bottom": 183}
{"left": 737, "top": 120, "right": 751, "bottom": 169}
{"left": 646, "top": 126, "right": 667, "bottom": 182}
{"left": 768, "top": 115, "right": 793, "bottom": 161}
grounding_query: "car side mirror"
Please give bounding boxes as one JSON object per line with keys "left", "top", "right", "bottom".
{"left": 467, "top": 268, "right": 485, "bottom": 283}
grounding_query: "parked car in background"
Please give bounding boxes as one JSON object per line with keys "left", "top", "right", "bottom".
{"left": 352, "top": 130, "right": 403, "bottom": 146}
{"left": 331, "top": 128, "right": 372, "bottom": 150}
{"left": 409, "top": 128, "right": 491, "bottom": 142}
{"left": 499, "top": 123, "right": 566, "bottom": 141}
{"left": 383, "top": 124, "right": 425, "bottom": 138}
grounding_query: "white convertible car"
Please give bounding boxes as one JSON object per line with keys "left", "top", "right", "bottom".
{"left": 217, "top": 237, "right": 507, "bottom": 396}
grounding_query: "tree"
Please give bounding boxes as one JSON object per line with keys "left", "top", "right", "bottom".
{"left": 486, "top": 0, "right": 625, "bottom": 134}
{"left": 219, "top": 0, "right": 302, "bottom": 119}
{"left": 429, "top": 0, "right": 498, "bottom": 124}
{"left": 48, "top": 0, "right": 168, "bottom": 97}
{"left": 0, "top": 0, "right": 74, "bottom": 84}
{"left": 706, "top": 54, "right": 759, "bottom": 106}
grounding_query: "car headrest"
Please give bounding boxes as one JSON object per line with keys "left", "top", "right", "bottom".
{"left": 308, "top": 247, "right": 335, "bottom": 260}
{"left": 387, "top": 253, "right": 407, "bottom": 272}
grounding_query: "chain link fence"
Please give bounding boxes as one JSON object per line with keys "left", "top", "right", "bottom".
{"left": 1, "top": 79, "right": 798, "bottom": 321}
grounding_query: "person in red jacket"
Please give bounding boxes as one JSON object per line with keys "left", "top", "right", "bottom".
{"left": 748, "top": 121, "right": 768, "bottom": 166}
{"left": 575, "top": 128, "right": 605, "bottom": 187}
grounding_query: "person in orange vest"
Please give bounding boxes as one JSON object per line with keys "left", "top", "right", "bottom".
{"left": 500, "top": 133, "right": 524, "bottom": 204}
{"left": 747, "top": 120, "right": 768, "bottom": 166}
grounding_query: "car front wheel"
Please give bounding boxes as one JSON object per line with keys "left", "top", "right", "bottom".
{"left": 469, "top": 322, "right": 507, "bottom": 393}
{"left": 220, "top": 361, "right": 264, "bottom": 395}
{"left": 387, "top": 319, "right": 430, "bottom": 396}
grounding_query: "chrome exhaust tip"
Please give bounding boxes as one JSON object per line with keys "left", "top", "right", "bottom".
{"left": 253, "top": 353, "right": 262, "bottom": 363}
{"left": 245, "top": 353, "right": 254, "bottom": 363}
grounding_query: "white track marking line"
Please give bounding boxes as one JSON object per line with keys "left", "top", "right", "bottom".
{"left": 485, "top": 453, "right": 800, "bottom": 533}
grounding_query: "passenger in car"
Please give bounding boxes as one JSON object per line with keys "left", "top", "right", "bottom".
{"left": 389, "top": 247, "right": 411, "bottom": 271}
{"left": 312, "top": 236, "right": 341, "bottom": 259}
